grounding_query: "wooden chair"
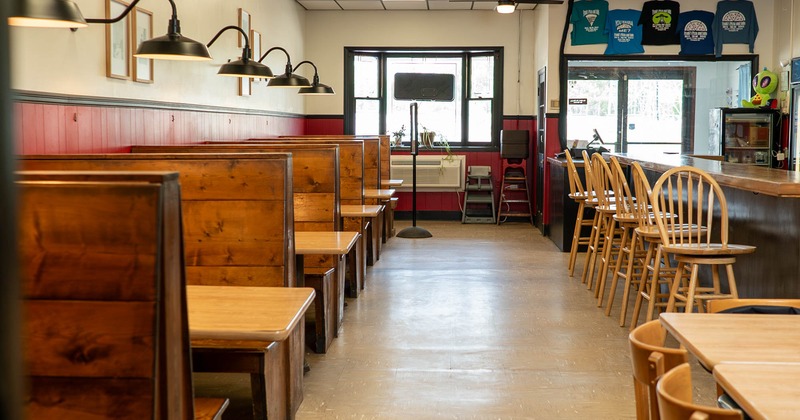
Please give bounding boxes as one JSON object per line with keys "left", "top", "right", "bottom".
{"left": 629, "top": 320, "right": 688, "bottom": 420}
{"left": 650, "top": 166, "right": 756, "bottom": 313}
{"left": 600, "top": 156, "right": 646, "bottom": 314}
{"left": 563, "top": 150, "right": 595, "bottom": 277}
{"left": 18, "top": 171, "right": 228, "bottom": 420}
{"left": 707, "top": 298, "right": 800, "bottom": 313}
{"left": 580, "top": 151, "right": 616, "bottom": 288}
{"left": 656, "top": 363, "right": 743, "bottom": 420}
{"left": 628, "top": 162, "right": 678, "bottom": 329}
{"left": 588, "top": 153, "right": 623, "bottom": 298}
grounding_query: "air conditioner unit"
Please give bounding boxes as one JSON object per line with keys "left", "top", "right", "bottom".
{"left": 390, "top": 155, "right": 466, "bottom": 192}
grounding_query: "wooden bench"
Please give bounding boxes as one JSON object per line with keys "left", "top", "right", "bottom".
{"left": 131, "top": 143, "right": 343, "bottom": 353}
{"left": 17, "top": 170, "right": 228, "bottom": 420}
{"left": 18, "top": 154, "right": 306, "bottom": 419}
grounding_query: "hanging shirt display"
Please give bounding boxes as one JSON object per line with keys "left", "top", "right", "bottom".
{"left": 638, "top": 0, "right": 680, "bottom": 45}
{"left": 677, "top": 10, "right": 715, "bottom": 55}
{"left": 569, "top": 0, "right": 609, "bottom": 46}
{"left": 713, "top": 0, "right": 758, "bottom": 57}
{"left": 604, "top": 9, "right": 644, "bottom": 55}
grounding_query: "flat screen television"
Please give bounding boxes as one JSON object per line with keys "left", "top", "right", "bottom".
{"left": 394, "top": 73, "right": 455, "bottom": 101}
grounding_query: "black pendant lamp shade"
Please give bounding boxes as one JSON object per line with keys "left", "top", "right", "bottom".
{"left": 135, "top": 17, "right": 211, "bottom": 61}
{"left": 294, "top": 61, "right": 335, "bottom": 95}
{"left": 207, "top": 25, "right": 274, "bottom": 79}
{"left": 9, "top": 0, "right": 88, "bottom": 28}
{"left": 259, "top": 47, "right": 312, "bottom": 88}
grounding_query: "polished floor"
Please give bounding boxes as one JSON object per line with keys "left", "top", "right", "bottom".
{"left": 195, "top": 220, "right": 716, "bottom": 419}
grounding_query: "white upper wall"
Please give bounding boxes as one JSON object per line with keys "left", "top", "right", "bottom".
{"left": 9, "top": 0, "right": 307, "bottom": 113}
{"left": 303, "top": 10, "right": 537, "bottom": 116}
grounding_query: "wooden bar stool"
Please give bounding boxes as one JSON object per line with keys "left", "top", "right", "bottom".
{"left": 564, "top": 150, "right": 595, "bottom": 277}
{"left": 580, "top": 151, "right": 616, "bottom": 288}
{"left": 588, "top": 153, "right": 623, "bottom": 298}
{"left": 650, "top": 166, "right": 756, "bottom": 314}
{"left": 602, "top": 156, "right": 647, "bottom": 316}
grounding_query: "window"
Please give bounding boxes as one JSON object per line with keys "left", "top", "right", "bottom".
{"left": 345, "top": 48, "right": 503, "bottom": 149}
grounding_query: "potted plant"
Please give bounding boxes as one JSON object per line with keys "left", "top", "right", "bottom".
{"left": 420, "top": 126, "right": 435, "bottom": 148}
{"left": 390, "top": 125, "right": 406, "bottom": 146}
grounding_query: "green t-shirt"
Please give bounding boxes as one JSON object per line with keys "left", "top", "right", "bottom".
{"left": 570, "top": 0, "right": 610, "bottom": 45}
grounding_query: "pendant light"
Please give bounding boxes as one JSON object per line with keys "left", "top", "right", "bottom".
{"left": 294, "top": 61, "right": 335, "bottom": 96}
{"left": 259, "top": 47, "right": 312, "bottom": 88}
{"left": 206, "top": 25, "right": 274, "bottom": 79}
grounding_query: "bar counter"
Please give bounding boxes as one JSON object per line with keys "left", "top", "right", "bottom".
{"left": 613, "top": 152, "right": 800, "bottom": 298}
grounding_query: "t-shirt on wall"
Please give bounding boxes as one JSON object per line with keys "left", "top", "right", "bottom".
{"left": 604, "top": 9, "right": 644, "bottom": 55}
{"left": 677, "top": 10, "right": 715, "bottom": 55}
{"left": 570, "top": 0, "right": 609, "bottom": 45}
{"left": 638, "top": 0, "right": 680, "bottom": 45}
{"left": 713, "top": 0, "right": 758, "bottom": 57}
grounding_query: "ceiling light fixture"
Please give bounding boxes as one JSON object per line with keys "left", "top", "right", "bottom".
{"left": 496, "top": 0, "right": 516, "bottom": 14}
{"left": 259, "top": 47, "right": 312, "bottom": 88}
{"left": 206, "top": 25, "right": 274, "bottom": 78}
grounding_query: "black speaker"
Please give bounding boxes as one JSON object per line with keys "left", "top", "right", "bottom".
{"left": 394, "top": 73, "right": 455, "bottom": 101}
{"left": 501, "top": 130, "right": 529, "bottom": 159}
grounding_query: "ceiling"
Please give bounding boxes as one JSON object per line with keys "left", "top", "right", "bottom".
{"left": 294, "top": 1, "right": 540, "bottom": 11}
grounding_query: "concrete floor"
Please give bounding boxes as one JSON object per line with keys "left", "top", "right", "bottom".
{"left": 194, "top": 220, "right": 716, "bottom": 419}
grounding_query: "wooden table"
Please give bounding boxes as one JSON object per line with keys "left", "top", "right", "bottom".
{"left": 295, "top": 231, "right": 359, "bottom": 334}
{"left": 342, "top": 204, "right": 384, "bottom": 269}
{"left": 659, "top": 313, "right": 800, "bottom": 369}
{"left": 187, "top": 285, "right": 315, "bottom": 420}
{"left": 364, "top": 188, "right": 396, "bottom": 244}
{"left": 713, "top": 363, "right": 800, "bottom": 420}
{"left": 382, "top": 179, "right": 403, "bottom": 188}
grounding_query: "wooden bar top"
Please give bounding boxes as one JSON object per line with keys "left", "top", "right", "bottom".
{"left": 187, "top": 285, "right": 315, "bottom": 342}
{"left": 364, "top": 188, "right": 396, "bottom": 200}
{"left": 341, "top": 204, "right": 383, "bottom": 217}
{"left": 713, "top": 363, "right": 800, "bottom": 420}
{"left": 613, "top": 152, "right": 800, "bottom": 197}
{"left": 295, "top": 231, "right": 360, "bottom": 255}
{"left": 659, "top": 313, "right": 800, "bottom": 369}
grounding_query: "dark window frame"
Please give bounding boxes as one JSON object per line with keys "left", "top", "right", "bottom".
{"left": 344, "top": 47, "right": 504, "bottom": 151}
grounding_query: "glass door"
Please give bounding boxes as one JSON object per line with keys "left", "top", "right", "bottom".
{"left": 626, "top": 79, "right": 684, "bottom": 154}
{"left": 567, "top": 78, "right": 620, "bottom": 152}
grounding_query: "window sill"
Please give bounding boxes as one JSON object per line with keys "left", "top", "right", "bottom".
{"left": 390, "top": 145, "right": 500, "bottom": 153}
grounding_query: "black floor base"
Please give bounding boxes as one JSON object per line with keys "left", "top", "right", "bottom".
{"left": 396, "top": 226, "right": 433, "bottom": 238}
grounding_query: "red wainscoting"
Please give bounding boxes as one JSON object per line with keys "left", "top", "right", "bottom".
{"left": 305, "top": 116, "right": 344, "bottom": 135}
{"left": 14, "top": 102, "right": 304, "bottom": 154}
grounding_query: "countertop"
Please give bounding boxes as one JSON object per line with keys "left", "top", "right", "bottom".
{"left": 611, "top": 153, "right": 800, "bottom": 198}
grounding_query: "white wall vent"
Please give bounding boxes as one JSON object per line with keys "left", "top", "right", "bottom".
{"left": 390, "top": 155, "right": 466, "bottom": 192}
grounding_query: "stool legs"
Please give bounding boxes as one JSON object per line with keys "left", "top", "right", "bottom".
{"left": 568, "top": 201, "right": 587, "bottom": 277}
{"left": 581, "top": 210, "right": 603, "bottom": 286}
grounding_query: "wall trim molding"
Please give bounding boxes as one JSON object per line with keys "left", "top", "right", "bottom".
{"left": 11, "top": 89, "right": 305, "bottom": 119}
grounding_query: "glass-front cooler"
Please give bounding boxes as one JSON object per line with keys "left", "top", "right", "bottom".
{"left": 711, "top": 108, "right": 781, "bottom": 167}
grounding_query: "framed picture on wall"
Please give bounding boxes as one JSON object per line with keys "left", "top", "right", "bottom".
{"left": 106, "top": 0, "right": 131, "bottom": 79}
{"left": 132, "top": 7, "right": 153, "bottom": 83}
{"left": 251, "top": 29, "right": 261, "bottom": 83}
{"left": 238, "top": 8, "right": 250, "bottom": 48}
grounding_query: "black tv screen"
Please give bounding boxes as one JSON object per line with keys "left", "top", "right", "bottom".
{"left": 394, "top": 73, "right": 455, "bottom": 101}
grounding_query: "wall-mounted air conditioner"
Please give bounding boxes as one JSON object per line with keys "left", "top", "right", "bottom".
{"left": 390, "top": 155, "right": 466, "bottom": 192}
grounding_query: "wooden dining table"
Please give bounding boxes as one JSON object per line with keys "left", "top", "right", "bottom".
{"left": 659, "top": 313, "right": 800, "bottom": 369}
{"left": 713, "top": 362, "right": 800, "bottom": 420}
{"left": 295, "top": 231, "right": 359, "bottom": 332}
{"left": 363, "top": 188, "right": 396, "bottom": 200}
{"left": 381, "top": 178, "right": 403, "bottom": 188}
{"left": 341, "top": 204, "right": 384, "bottom": 268}
{"left": 187, "top": 285, "right": 315, "bottom": 420}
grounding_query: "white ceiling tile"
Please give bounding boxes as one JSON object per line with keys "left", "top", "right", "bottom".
{"left": 429, "top": 2, "right": 473, "bottom": 10}
{"left": 297, "top": 0, "right": 343, "bottom": 10}
{"left": 384, "top": 1, "right": 429, "bottom": 10}
{"left": 471, "top": 2, "right": 497, "bottom": 10}
{"left": 337, "top": 1, "right": 385, "bottom": 10}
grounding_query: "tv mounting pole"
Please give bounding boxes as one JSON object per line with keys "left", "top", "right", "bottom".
{"left": 396, "top": 101, "right": 432, "bottom": 238}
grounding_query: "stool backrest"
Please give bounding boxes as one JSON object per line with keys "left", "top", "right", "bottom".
{"left": 589, "top": 153, "right": 615, "bottom": 208}
{"left": 650, "top": 166, "right": 729, "bottom": 248}
{"left": 657, "top": 363, "right": 743, "bottom": 420}
{"left": 629, "top": 320, "right": 688, "bottom": 420}
{"left": 563, "top": 150, "right": 586, "bottom": 198}
{"left": 609, "top": 156, "right": 636, "bottom": 218}
{"left": 630, "top": 162, "right": 657, "bottom": 230}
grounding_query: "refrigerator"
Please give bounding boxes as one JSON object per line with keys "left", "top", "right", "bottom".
{"left": 790, "top": 58, "right": 800, "bottom": 170}
{"left": 709, "top": 108, "right": 782, "bottom": 168}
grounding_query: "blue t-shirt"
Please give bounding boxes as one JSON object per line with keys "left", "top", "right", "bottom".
{"left": 570, "top": 0, "right": 609, "bottom": 45}
{"left": 604, "top": 9, "right": 644, "bottom": 55}
{"left": 713, "top": 0, "right": 759, "bottom": 57}
{"left": 678, "top": 11, "right": 715, "bottom": 56}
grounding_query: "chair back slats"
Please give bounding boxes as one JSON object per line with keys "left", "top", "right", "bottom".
{"left": 651, "top": 166, "right": 729, "bottom": 250}
{"left": 656, "top": 363, "right": 743, "bottom": 420}
{"left": 590, "top": 153, "right": 616, "bottom": 208}
{"left": 630, "top": 162, "right": 655, "bottom": 229}
{"left": 629, "top": 320, "right": 688, "bottom": 420}
{"left": 609, "top": 156, "right": 636, "bottom": 218}
{"left": 563, "top": 150, "right": 585, "bottom": 198}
